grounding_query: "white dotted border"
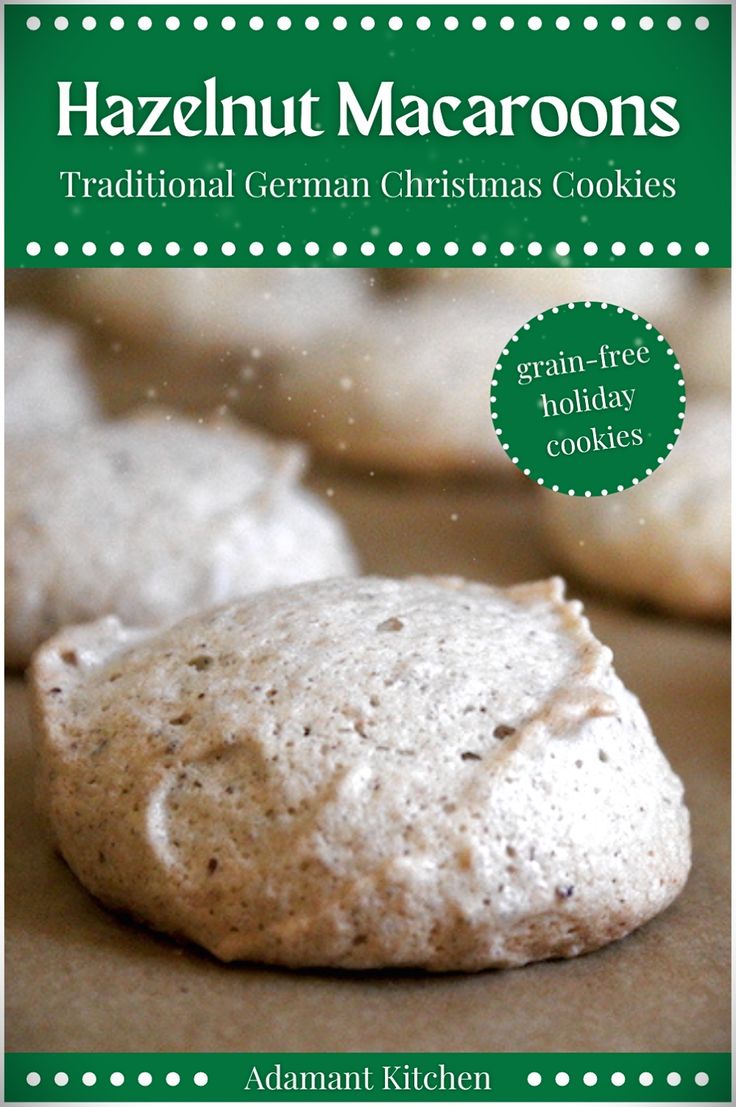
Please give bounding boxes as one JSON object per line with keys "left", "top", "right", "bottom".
{"left": 25, "top": 13, "right": 712, "bottom": 32}
{"left": 491, "top": 301, "right": 686, "bottom": 497}
{"left": 527, "top": 1069, "right": 710, "bottom": 1088}
{"left": 24, "top": 239, "right": 711, "bottom": 259}
{"left": 26, "top": 1069, "right": 209, "bottom": 1088}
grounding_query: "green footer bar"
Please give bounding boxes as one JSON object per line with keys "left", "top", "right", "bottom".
{"left": 4, "top": 1052, "right": 731, "bottom": 1102}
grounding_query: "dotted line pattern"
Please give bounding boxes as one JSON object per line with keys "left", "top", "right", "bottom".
{"left": 26, "top": 1070, "right": 209, "bottom": 1089}
{"left": 526, "top": 1069, "right": 711, "bottom": 1089}
{"left": 25, "top": 13, "right": 712, "bottom": 32}
{"left": 491, "top": 302, "right": 686, "bottom": 497}
{"left": 25, "top": 240, "right": 711, "bottom": 259}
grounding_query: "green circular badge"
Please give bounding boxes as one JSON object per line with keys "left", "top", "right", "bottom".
{"left": 490, "top": 301, "right": 686, "bottom": 496}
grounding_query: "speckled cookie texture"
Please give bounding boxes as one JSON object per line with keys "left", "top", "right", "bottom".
{"left": 6, "top": 309, "right": 99, "bottom": 436}
{"left": 543, "top": 399, "right": 730, "bottom": 619}
{"left": 32, "top": 575, "right": 691, "bottom": 971}
{"left": 6, "top": 414, "right": 357, "bottom": 667}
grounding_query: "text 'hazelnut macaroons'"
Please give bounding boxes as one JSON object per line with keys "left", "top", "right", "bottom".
{"left": 6, "top": 414, "right": 357, "bottom": 667}
{"left": 32, "top": 575, "right": 690, "bottom": 972}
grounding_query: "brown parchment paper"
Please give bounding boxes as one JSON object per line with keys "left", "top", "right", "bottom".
{"left": 5, "top": 473, "right": 730, "bottom": 1054}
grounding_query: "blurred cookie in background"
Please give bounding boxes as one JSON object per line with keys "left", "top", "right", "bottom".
{"left": 6, "top": 308, "right": 100, "bottom": 436}
{"left": 6, "top": 412, "right": 358, "bottom": 667}
{"left": 541, "top": 398, "right": 730, "bottom": 620}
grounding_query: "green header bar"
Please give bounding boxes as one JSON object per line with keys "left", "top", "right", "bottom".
{"left": 4, "top": 4, "right": 731, "bottom": 267}
{"left": 5, "top": 1052, "right": 731, "bottom": 1102}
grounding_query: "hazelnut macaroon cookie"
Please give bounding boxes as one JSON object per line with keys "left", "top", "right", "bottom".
{"left": 6, "top": 413, "right": 357, "bottom": 667}
{"left": 32, "top": 575, "right": 690, "bottom": 971}
{"left": 6, "top": 308, "right": 99, "bottom": 437}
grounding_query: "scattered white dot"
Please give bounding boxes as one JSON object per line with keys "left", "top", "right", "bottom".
{"left": 165, "top": 16, "right": 179, "bottom": 30}
{"left": 222, "top": 16, "right": 236, "bottom": 30}
{"left": 166, "top": 1072, "right": 181, "bottom": 1087}
{"left": 249, "top": 16, "right": 263, "bottom": 30}
{"left": 667, "top": 1073, "right": 681, "bottom": 1086}
{"left": 639, "top": 241, "right": 654, "bottom": 256}
{"left": 55, "top": 16, "right": 69, "bottom": 30}
{"left": 612, "top": 241, "right": 626, "bottom": 256}
{"left": 277, "top": 241, "right": 292, "bottom": 256}
{"left": 165, "top": 242, "right": 180, "bottom": 256}
{"left": 26, "top": 241, "right": 41, "bottom": 257}
{"left": 360, "top": 242, "right": 375, "bottom": 256}
{"left": 528, "top": 241, "right": 542, "bottom": 256}
{"left": 472, "top": 242, "right": 487, "bottom": 256}
{"left": 194, "top": 15, "right": 208, "bottom": 30}
{"left": 221, "top": 241, "right": 236, "bottom": 256}
{"left": 667, "top": 241, "right": 682, "bottom": 256}
{"left": 695, "top": 1073, "right": 710, "bottom": 1087}
{"left": 277, "top": 16, "right": 291, "bottom": 30}
{"left": 640, "top": 16, "right": 654, "bottom": 31}
{"left": 388, "top": 16, "right": 403, "bottom": 30}
{"left": 695, "top": 16, "right": 709, "bottom": 30}
{"left": 695, "top": 241, "right": 710, "bottom": 256}
{"left": 556, "top": 241, "right": 570, "bottom": 256}
{"left": 54, "top": 241, "right": 69, "bottom": 256}
{"left": 82, "top": 16, "right": 96, "bottom": 31}
{"left": 361, "top": 16, "right": 375, "bottom": 30}
{"left": 305, "top": 241, "right": 320, "bottom": 256}
{"left": 612, "top": 15, "right": 626, "bottom": 30}
{"left": 639, "top": 1073, "right": 653, "bottom": 1087}
{"left": 556, "top": 16, "right": 570, "bottom": 30}
{"left": 527, "top": 1073, "right": 542, "bottom": 1087}
{"left": 110, "top": 1072, "right": 125, "bottom": 1087}
{"left": 193, "top": 241, "right": 208, "bottom": 256}
{"left": 583, "top": 241, "right": 598, "bottom": 256}
{"left": 416, "top": 241, "right": 431, "bottom": 256}
{"left": 555, "top": 1072, "right": 570, "bottom": 1086}
{"left": 611, "top": 1072, "right": 626, "bottom": 1086}
{"left": 333, "top": 241, "right": 348, "bottom": 256}
{"left": 138, "top": 16, "right": 152, "bottom": 30}
{"left": 583, "top": 1072, "right": 598, "bottom": 1086}
{"left": 416, "top": 16, "right": 431, "bottom": 31}
{"left": 138, "top": 1073, "right": 153, "bottom": 1087}
{"left": 249, "top": 241, "right": 264, "bottom": 256}
{"left": 472, "top": 16, "right": 487, "bottom": 30}
{"left": 26, "top": 1073, "right": 41, "bottom": 1087}
{"left": 82, "top": 1073, "right": 97, "bottom": 1087}
{"left": 500, "top": 16, "right": 514, "bottom": 31}
{"left": 333, "top": 16, "right": 347, "bottom": 30}
{"left": 194, "top": 1072, "right": 209, "bottom": 1087}
{"left": 528, "top": 16, "right": 542, "bottom": 30}
{"left": 444, "top": 16, "right": 459, "bottom": 30}
{"left": 667, "top": 16, "right": 682, "bottom": 30}
{"left": 26, "top": 16, "right": 41, "bottom": 30}
{"left": 305, "top": 16, "right": 319, "bottom": 30}
{"left": 584, "top": 16, "right": 598, "bottom": 30}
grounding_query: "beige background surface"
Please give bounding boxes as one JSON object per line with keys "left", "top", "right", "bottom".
{"left": 5, "top": 474, "right": 730, "bottom": 1053}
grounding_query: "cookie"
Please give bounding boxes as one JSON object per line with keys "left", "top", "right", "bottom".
{"left": 6, "top": 414, "right": 357, "bottom": 667}
{"left": 61, "top": 267, "right": 370, "bottom": 351}
{"left": 6, "top": 308, "right": 99, "bottom": 436}
{"left": 542, "top": 399, "right": 730, "bottom": 618}
{"left": 671, "top": 281, "right": 730, "bottom": 395}
{"left": 254, "top": 290, "right": 533, "bottom": 473}
{"left": 32, "top": 575, "right": 690, "bottom": 971}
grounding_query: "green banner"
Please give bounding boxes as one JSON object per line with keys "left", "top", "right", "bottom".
{"left": 4, "top": 1052, "right": 731, "bottom": 1102}
{"left": 4, "top": 4, "right": 731, "bottom": 267}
